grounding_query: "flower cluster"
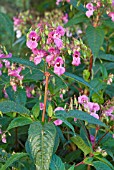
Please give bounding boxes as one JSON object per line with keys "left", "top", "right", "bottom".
{"left": 78, "top": 95, "right": 100, "bottom": 119}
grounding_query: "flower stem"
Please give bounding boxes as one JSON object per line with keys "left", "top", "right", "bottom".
{"left": 42, "top": 72, "right": 50, "bottom": 122}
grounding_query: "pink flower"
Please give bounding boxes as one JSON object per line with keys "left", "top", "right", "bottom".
{"left": 54, "top": 38, "right": 63, "bottom": 49}
{"left": 86, "top": 10, "right": 94, "bottom": 18}
{"left": 40, "top": 103, "right": 44, "bottom": 110}
{"left": 78, "top": 95, "right": 89, "bottom": 104}
{"left": 90, "top": 112, "right": 99, "bottom": 119}
{"left": 87, "top": 102, "right": 100, "bottom": 112}
{"left": 54, "top": 107, "right": 64, "bottom": 112}
{"left": 54, "top": 57, "right": 65, "bottom": 76}
{"left": 54, "top": 119, "right": 63, "bottom": 126}
{"left": 8, "top": 67, "right": 23, "bottom": 80}
{"left": 72, "top": 57, "right": 81, "bottom": 66}
{"left": 74, "top": 118, "right": 77, "bottom": 122}
{"left": 34, "top": 56, "right": 42, "bottom": 65}
{"left": 112, "top": 0, "right": 114, "bottom": 7}
{"left": 0, "top": 70, "right": 2, "bottom": 76}
{"left": 26, "top": 86, "right": 34, "bottom": 98}
{"left": 0, "top": 52, "right": 12, "bottom": 59}
{"left": 46, "top": 55, "right": 54, "bottom": 65}
{"left": 13, "top": 17, "right": 22, "bottom": 26}
{"left": 2, "top": 134, "right": 6, "bottom": 143}
{"left": 60, "top": 94, "right": 63, "bottom": 99}
{"left": 56, "top": 26, "right": 65, "bottom": 37}
{"left": 66, "top": 0, "right": 70, "bottom": 2}
{"left": 56, "top": 0, "right": 62, "bottom": 5}
{"left": 48, "top": 47, "right": 60, "bottom": 56}
{"left": 26, "top": 31, "right": 39, "bottom": 49}
{"left": 12, "top": 84, "right": 17, "bottom": 92}
{"left": 72, "top": 51, "right": 81, "bottom": 66}
{"left": 2, "top": 60, "right": 10, "bottom": 68}
{"left": 105, "top": 107, "right": 114, "bottom": 116}
{"left": 86, "top": 3, "right": 94, "bottom": 10}
{"left": 62, "top": 13, "right": 68, "bottom": 24}
{"left": 108, "top": 12, "right": 114, "bottom": 22}
{"left": 90, "top": 135, "right": 95, "bottom": 144}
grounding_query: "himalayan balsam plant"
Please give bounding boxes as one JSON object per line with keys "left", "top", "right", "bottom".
{"left": 0, "top": 0, "right": 114, "bottom": 170}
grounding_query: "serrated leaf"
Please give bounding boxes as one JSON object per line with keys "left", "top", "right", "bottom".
{"left": 28, "top": 121, "right": 56, "bottom": 170}
{"left": 6, "top": 86, "right": 27, "bottom": 106}
{"left": 71, "top": 136, "right": 92, "bottom": 155}
{"left": 86, "top": 26, "right": 105, "bottom": 59}
{"left": 93, "top": 161, "right": 112, "bottom": 170}
{"left": 7, "top": 117, "right": 33, "bottom": 131}
{"left": 50, "top": 154, "right": 65, "bottom": 170}
{"left": 1, "top": 153, "right": 27, "bottom": 170}
{"left": 0, "top": 100, "right": 30, "bottom": 114}
{"left": 65, "top": 13, "right": 88, "bottom": 27}
{"left": 55, "top": 110, "right": 106, "bottom": 127}
{"left": 53, "top": 132, "right": 60, "bottom": 153}
{"left": 48, "top": 104, "right": 53, "bottom": 117}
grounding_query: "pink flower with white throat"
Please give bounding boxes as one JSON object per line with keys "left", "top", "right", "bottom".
{"left": 85, "top": 3, "right": 94, "bottom": 18}
{"left": 78, "top": 95, "right": 89, "bottom": 104}
{"left": 72, "top": 51, "right": 81, "bottom": 66}
{"left": 26, "top": 31, "right": 39, "bottom": 49}
{"left": 54, "top": 57, "right": 65, "bottom": 76}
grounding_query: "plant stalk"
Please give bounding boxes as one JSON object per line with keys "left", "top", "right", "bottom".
{"left": 42, "top": 72, "right": 50, "bottom": 122}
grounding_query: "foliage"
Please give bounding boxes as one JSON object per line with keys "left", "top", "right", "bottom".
{"left": 0, "top": 0, "right": 114, "bottom": 170}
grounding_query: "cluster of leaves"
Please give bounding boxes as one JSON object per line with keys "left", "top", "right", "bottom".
{"left": 0, "top": 0, "right": 114, "bottom": 170}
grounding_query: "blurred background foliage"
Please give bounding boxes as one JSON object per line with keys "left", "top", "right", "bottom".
{"left": 0, "top": 0, "right": 56, "bottom": 17}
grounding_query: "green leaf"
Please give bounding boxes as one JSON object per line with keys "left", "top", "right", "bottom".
{"left": 93, "top": 161, "right": 112, "bottom": 170}
{"left": 84, "top": 157, "right": 93, "bottom": 164}
{"left": 50, "top": 154, "right": 65, "bottom": 170}
{"left": 32, "top": 102, "right": 40, "bottom": 118}
{"left": 86, "top": 26, "right": 105, "bottom": 59}
{"left": 6, "top": 86, "right": 27, "bottom": 106}
{"left": 53, "top": 131, "right": 60, "bottom": 153}
{"left": 103, "top": 20, "right": 114, "bottom": 28}
{"left": 28, "top": 121, "right": 56, "bottom": 170}
{"left": 64, "top": 72, "right": 97, "bottom": 93}
{"left": 0, "top": 100, "right": 30, "bottom": 114}
{"left": 1, "top": 153, "right": 27, "bottom": 170}
{"left": 48, "top": 104, "right": 53, "bottom": 117}
{"left": 64, "top": 150, "right": 81, "bottom": 163}
{"left": 7, "top": 117, "right": 33, "bottom": 131}
{"left": 71, "top": 135, "right": 92, "bottom": 155}
{"left": 68, "top": 164, "right": 75, "bottom": 170}
{"left": 94, "top": 156, "right": 114, "bottom": 170}
{"left": 56, "top": 110, "right": 106, "bottom": 127}
{"left": 0, "top": 12, "right": 14, "bottom": 44}
{"left": 65, "top": 13, "right": 88, "bottom": 27}
{"left": 55, "top": 115, "right": 75, "bottom": 133}
{"left": 99, "top": 53, "right": 114, "bottom": 62}
{"left": 69, "top": 0, "right": 86, "bottom": 12}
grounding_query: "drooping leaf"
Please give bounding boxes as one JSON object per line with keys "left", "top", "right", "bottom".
{"left": 71, "top": 135, "right": 92, "bottom": 155}
{"left": 1, "top": 153, "right": 27, "bottom": 170}
{"left": 99, "top": 52, "right": 114, "bottom": 62}
{"left": 7, "top": 117, "right": 33, "bottom": 131}
{"left": 50, "top": 154, "right": 65, "bottom": 170}
{"left": 65, "top": 13, "right": 88, "bottom": 27}
{"left": 0, "top": 100, "right": 30, "bottom": 114}
{"left": 64, "top": 72, "right": 98, "bottom": 94}
{"left": 93, "top": 161, "right": 112, "bottom": 170}
{"left": 27, "top": 121, "right": 56, "bottom": 170}
{"left": 55, "top": 110, "right": 106, "bottom": 127}
{"left": 55, "top": 115, "right": 75, "bottom": 133}
{"left": 86, "top": 26, "right": 105, "bottom": 60}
